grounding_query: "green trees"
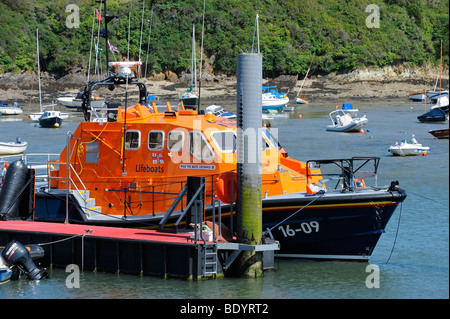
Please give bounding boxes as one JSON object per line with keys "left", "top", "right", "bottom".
{"left": 0, "top": 0, "right": 448, "bottom": 77}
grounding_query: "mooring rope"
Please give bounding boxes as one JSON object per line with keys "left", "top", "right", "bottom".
{"left": 37, "top": 229, "right": 93, "bottom": 246}
{"left": 407, "top": 190, "right": 448, "bottom": 206}
{"left": 386, "top": 202, "right": 403, "bottom": 264}
{"left": 263, "top": 190, "right": 326, "bottom": 236}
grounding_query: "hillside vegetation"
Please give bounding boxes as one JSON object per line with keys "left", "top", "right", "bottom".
{"left": 0, "top": 0, "right": 448, "bottom": 78}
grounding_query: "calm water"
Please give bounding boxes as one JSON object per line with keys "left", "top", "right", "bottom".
{"left": 0, "top": 99, "right": 448, "bottom": 299}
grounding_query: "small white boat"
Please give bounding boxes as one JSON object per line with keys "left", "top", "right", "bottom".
{"left": 388, "top": 135, "right": 430, "bottom": 156}
{"left": 0, "top": 101, "right": 23, "bottom": 115}
{"left": 205, "top": 105, "right": 236, "bottom": 119}
{"left": 0, "top": 138, "right": 28, "bottom": 155}
{"left": 296, "top": 96, "right": 309, "bottom": 104}
{"left": 326, "top": 109, "right": 368, "bottom": 132}
{"left": 408, "top": 91, "right": 426, "bottom": 102}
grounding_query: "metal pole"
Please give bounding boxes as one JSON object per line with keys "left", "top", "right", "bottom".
{"left": 235, "top": 53, "right": 263, "bottom": 278}
{"left": 65, "top": 131, "right": 72, "bottom": 224}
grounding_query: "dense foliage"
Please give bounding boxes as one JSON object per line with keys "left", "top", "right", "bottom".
{"left": 0, "top": 0, "right": 448, "bottom": 77}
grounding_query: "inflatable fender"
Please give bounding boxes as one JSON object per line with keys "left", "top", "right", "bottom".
{"left": 0, "top": 160, "right": 29, "bottom": 219}
{"left": 216, "top": 171, "right": 237, "bottom": 204}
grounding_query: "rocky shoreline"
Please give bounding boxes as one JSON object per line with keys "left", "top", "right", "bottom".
{"left": 1, "top": 64, "right": 448, "bottom": 106}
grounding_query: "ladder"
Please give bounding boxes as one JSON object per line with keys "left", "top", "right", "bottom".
{"left": 202, "top": 244, "right": 218, "bottom": 277}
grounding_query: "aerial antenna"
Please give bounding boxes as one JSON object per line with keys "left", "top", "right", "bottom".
{"left": 138, "top": 0, "right": 146, "bottom": 78}
{"left": 197, "top": 0, "right": 206, "bottom": 112}
{"left": 144, "top": 2, "right": 154, "bottom": 79}
{"left": 251, "top": 14, "right": 260, "bottom": 54}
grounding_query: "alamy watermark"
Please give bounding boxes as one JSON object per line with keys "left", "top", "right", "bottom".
{"left": 365, "top": 4, "right": 380, "bottom": 29}
{"left": 66, "top": 4, "right": 80, "bottom": 29}
{"left": 365, "top": 264, "right": 380, "bottom": 288}
{"left": 65, "top": 264, "right": 80, "bottom": 288}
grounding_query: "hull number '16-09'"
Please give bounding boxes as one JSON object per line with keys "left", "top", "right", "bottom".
{"left": 278, "top": 221, "right": 319, "bottom": 237}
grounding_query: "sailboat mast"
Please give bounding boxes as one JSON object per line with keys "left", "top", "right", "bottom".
{"left": 36, "top": 29, "right": 42, "bottom": 112}
{"left": 439, "top": 40, "right": 442, "bottom": 109}
{"left": 197, "top": 0, "right": 206, "bottom": 112}
{"left": 193, "top": 23, "right": 197, "bottom": 93}
{"left": 297, "top": 54, "right": 314, "bottom": 96}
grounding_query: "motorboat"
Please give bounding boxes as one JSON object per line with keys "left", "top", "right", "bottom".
{"left": 388, "top": 135, "right": 430, "bottom": 156}
{"left": 417, "top": 95, "right": 449, "bottom": 123}
{"left": 429, "top": 128, "right": 449, "bottom": 139}
{"left": 56, "top": 94, "right": 78, "bottom": 108}
{"left": 428, "top": 90, "right": 449, "bottom": 101}
{"left": 408, "top": 90, "right": 426, "bottom": 102}
{"left": 205, "top": 105, "right": 236, "bottom": 119}
{"left": 38, "top": 111, "right": 64, "bottom": 128}
{"left": 0, "top": 101, "right": 23, "bottom": 115}
{"left": 179, "top": 91, "right": 198, "bottom": 110}
{"left": 326, "top": 109, "right": 368, "bottom": 132}
{"left": 262, "top": 86, "right": 289, "bottom": 112}
{"left": 0, "top": 138, "right": 28, "bottom": 155}
{"left": 29, "top": 107, "right": 69, "bottom": 122}
{"left": 0, "top": 61, "right": 409, "bottom": 262}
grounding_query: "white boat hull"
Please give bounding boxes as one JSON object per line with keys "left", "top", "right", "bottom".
{"left": 296, "top": 96, "right": 309, "bottom": 104}
{"left": 57, "top": 96, "right": 76, "bottom": 108}
{"left": 0, "top": 141, "right": 28, "bottom": 155}
{"left": 326, "top": 118, "right": 368, "bottom": 132}
{"left": 72, "top": 99, "right": 106, "bottom": 108}
{"left": 388, "top": 145, "right": 430, "bottom": 156}
{"left": 0, "top": 108, "right": 23, "bottom": 115}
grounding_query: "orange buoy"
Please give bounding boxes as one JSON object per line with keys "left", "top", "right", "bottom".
{"left": 422, "top": 152, "right": 428, "bottom": 156}
{"left": 360, "top": 129, "right": 364, "bottom": 133}
{"left": 216, "top": 171, "right": 237, "bottom": 204}
{"left": 298, "top": 115, "right": 302, "bottom": 119}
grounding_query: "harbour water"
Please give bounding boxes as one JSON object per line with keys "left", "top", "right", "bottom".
{"left": 0, "top": 99, "right": 448, "bottom": 300}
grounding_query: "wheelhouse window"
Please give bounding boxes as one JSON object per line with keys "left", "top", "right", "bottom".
{"left": 263, "top": 128, "right": 280, "bottom": 149}
{"left": 210, "top": 131, "right": 236, "bottom": 153}
{"left": 168, "top": 131, "right": 184, "bottom": 152}
{"left": 85, "top": 141, "right": 99, "bottom": 163}
{"left": 148, "top": 131, "right": 164, "bottom": 150}
{"left": 187, "top": 131, "right": 214, "bottom": 161}
{"left": 125, "top": 130, "right": 140, "bottom": 150}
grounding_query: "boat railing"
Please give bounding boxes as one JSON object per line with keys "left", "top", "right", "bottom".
{"left": 1, "top": 153, "right": 60, "bottom": 188}
{"left": 306, "top": 157, "right": 380, "bottom": 190}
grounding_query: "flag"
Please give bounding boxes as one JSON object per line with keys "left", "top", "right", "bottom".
{"left": 95, "top": 8, "right": 103, "bottom": 24}
{"left": 108, "top": 41, "right": 120, "bottom": 53}
{"left": 95, "top": 43, "right": 103, "bottom": 54}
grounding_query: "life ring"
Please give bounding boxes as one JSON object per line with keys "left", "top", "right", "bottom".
{"left": 354, "top": 178, "right": 366, "bottom": 187}
{"left": 216, "top": 171, "right": 237, "bottom": 204}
